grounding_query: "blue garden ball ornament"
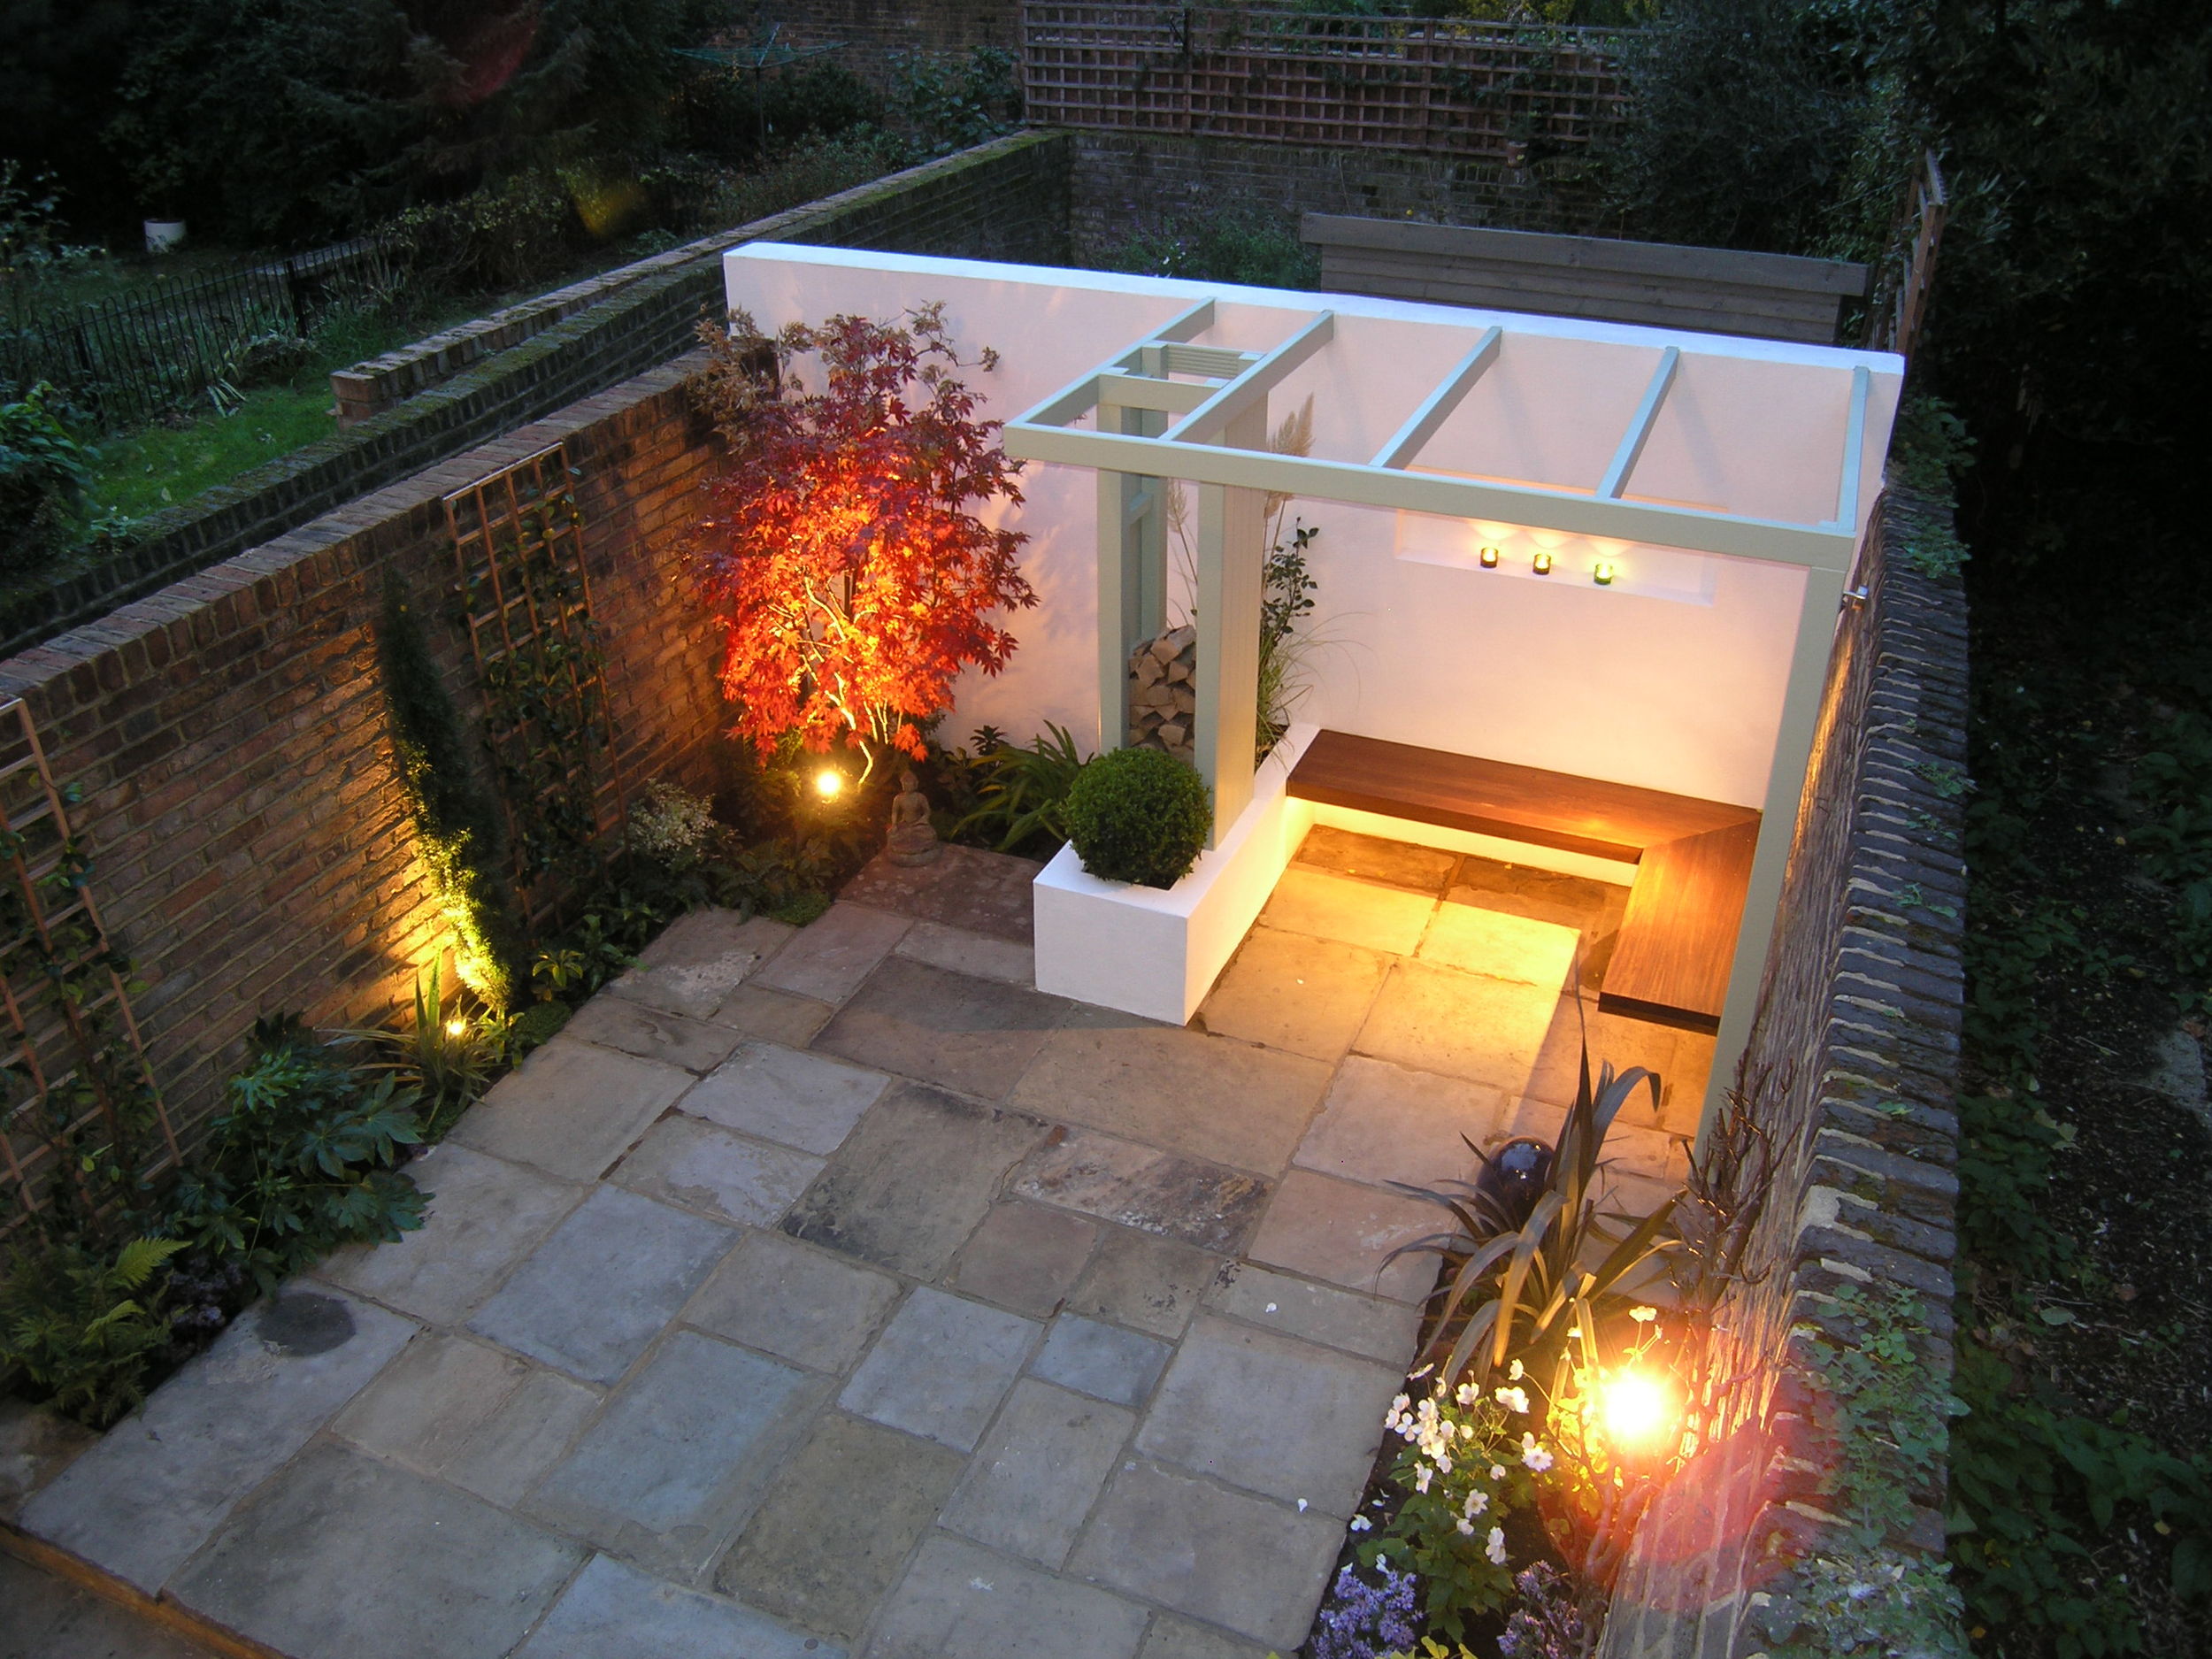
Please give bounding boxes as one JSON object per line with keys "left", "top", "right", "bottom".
{"left": 1477, "top": 1136, "right": 1555, "bottom": 1231}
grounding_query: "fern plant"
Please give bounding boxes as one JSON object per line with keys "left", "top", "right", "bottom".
{"left": 0, "top": 1236, "right": 186, "bottom": 1427}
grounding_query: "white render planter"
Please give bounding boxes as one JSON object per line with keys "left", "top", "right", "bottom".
{"left": 1033, "top": 724, "right": 1318, "bottom": 1024}
{"left": 142, "top": 219, "right": 187, "bottom": 253}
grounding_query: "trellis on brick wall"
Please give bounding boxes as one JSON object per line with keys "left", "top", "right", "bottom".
{"left": 0, "top": 697, "right": 175, "bottom": 1231}
{"left": 1022, "top": 3, "right": 1633, "bottom": 161}
{"left": 445, "top": 443, "right": 627, "bottom": 931}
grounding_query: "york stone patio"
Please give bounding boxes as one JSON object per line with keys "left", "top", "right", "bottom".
{"left": 13, "top": 831, "right": 1702, "bottom": 1659}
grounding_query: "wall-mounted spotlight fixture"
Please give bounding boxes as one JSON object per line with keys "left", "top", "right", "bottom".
{"left": 1593, "top": 561, "right": 1617, "bottom": 586}
{"left": 1479, "top": 546, "right": 1500, "bottom": 568}
{"left": 1531, "top": 551, "right": 1554, "bottom": 576}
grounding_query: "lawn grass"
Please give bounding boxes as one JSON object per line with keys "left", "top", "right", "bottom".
{"left": 84, "top": 374, "right": 342, "bottom": 521}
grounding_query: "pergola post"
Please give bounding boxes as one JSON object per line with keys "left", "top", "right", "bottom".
{"left": 1094, "top": 402, "right": 1167, "bottom": 753}
{"left": 1193, "top": 403, "right": 1270, "bottom": 841}
{"left": 1701, "top": 559, "right": 1851, "bottom": 1138}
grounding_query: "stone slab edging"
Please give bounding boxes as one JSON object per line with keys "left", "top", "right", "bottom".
{"left": 1596, "top": 483, "right": 1971, "bottom": 1658}
{"left": 0, "top": 1524, "right": 286, "bottom": 1659}
{"left": 1, "top": 130, "right": 1071, "bottom": 662}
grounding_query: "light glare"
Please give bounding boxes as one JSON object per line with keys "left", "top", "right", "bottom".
{"left": 1598, "top": 1370, "right": 1672, "bottom": 1453}
{"left": 814, "top": 767, "right": 844, "bottom": 800}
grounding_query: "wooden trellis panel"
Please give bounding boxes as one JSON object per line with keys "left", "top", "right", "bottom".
{"left": 445, "top": 444, "right": 626, "bottom": 930}
{"left": 1, "top": 698, "right": 174, "bottom": 1231}
{"left": 1022, "top": 3, "right": 1634, "bottom": 162}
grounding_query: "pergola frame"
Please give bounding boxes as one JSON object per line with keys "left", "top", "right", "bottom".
{"left": 1002, "top": 297, "right": 1877, "bottom": 1130}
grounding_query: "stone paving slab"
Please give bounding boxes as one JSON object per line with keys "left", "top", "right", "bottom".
{"left": 783, "top": 1083, "right": 1048, "bottom": 1278}
{"left": 316, "top": 1142, "right": 581, "bottom": 1325}
{"left": 717, "top": 1411, "right": 962, "bottom": 1640}
{"left": 1416, "top": 899, "right": 1580, "bottom": 986}
{"left": 442, "top": 1366, "right": 604, "bottom": 1508}
{"left": 939, "top": 1379, "right": 1133, "bottom": 1569}
{"left": 528, "top": 1329, "right": 821, "bottom": 1577}
{"left": 680, "top": 1041, "right": 888, "bottom": 1155}
{"left": 1069, "top": 1461, "right": 1342, "bottom": 1651}
{"left": 710, "top": 983, "right": 836, "bottom": 1047}
{"left": 1202, "top": 1261, "right": 1422, "bottom": 1365}
{"left": 611, "top": 909, "right": 793, "bottom": 1019}
{"left": 1261, "top": 866, "right": 1436, "bottom": 955}
{"left": 1134, "top": 1315, "right": 1402, "bottom": 1518}
{"left": 752, "top": 902, "right": 911, "bottom": 1002}
{"left": 559, "top": 995, "right": 747, "bottom": 1074}
{"left": 1029, "top": 1314, "right": 1170, "bottom": 1409}
{"left": 21, "top": 1291, "right": 415, "bottom": 1593}
{"left": 521, "top": 1554, "right": 839, "bottom": 1659}
{"left": 1353, "top": 957, "right": 1560, "bottom": 1095}
{"left": 683, "top": 1229, "right": 902, "bottom": 1373}
{"left": 895, "top": 919, "right": 1037, "bottom": 986}
{"left": 1012, "top": 1021, "right": 1329, "bottom": 1176}
{"left": 951, "top": 1199, "right": 1100, "bottom": 1317}
{"left": 1246, "top": 1168, "right": 1442, "bottom": 1304}
{"left": 839, "top": 1287, "right": 1038, "bottom": 1452}
{"left": 1065, "top": 1229, "right": 1224, "bottom": 1340}
{"left": 173, "top": 1440, "right": 583, "bottom": 1659}
{"left": 815, "top": 956, "right": 1068, "bottom": 1099}
{"left": 468, "top": 1187, "right": 733, "bottom": 1384}
{"left": 867, "top": 1534, "right": 1149, "bottom": 1659}
{"left": 610, "top": 1113, "right": 823, "bottom": 1227}
{"left": 839, "top": 845, "right": 1040, "bottom": 945}
{"left": 1136, "top": 1613, "right": 1274, "bottom": 1659}
{"left": 1294, "top": 826, "right": 1459, "bottom": 895}
{"left": 1197, "top": 927, "right": 1390, "bottom": 1062}
{"left": 330, "top": 1331, "right": 531, "bottom": 1475}
{"left": 0, "top": 1397, "right": 94, "bottom": 1522}
{"left": 1011, "top": 1127, "right": 1271, "bottom": 1254}
{"left": 1294, "top": 1054, "right": 1504, "bottom": 1192}
{"left": 449, "top": 1038, "right": 692, "bottom": 1182}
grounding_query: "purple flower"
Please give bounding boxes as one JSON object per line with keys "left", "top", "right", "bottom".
{"left": 1311, "top": 1561, "right": 1421, "bottom": 1659}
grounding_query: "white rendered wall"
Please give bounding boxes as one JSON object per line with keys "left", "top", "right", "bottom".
{"left": 722, "top": 245, "right": 1896, "bottom": 806}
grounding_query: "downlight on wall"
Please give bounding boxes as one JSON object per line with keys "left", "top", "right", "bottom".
{"left": 1394, "top": 511, "right": 1719, "bottom": 606}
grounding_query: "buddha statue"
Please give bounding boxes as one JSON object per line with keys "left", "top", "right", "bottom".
{"left": 886, "top": 767, "right": 942, "bottom": 865}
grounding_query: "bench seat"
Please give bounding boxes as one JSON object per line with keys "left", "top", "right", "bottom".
{"left": 1286, "top": 730, "right": 1758, "bottom": 1032}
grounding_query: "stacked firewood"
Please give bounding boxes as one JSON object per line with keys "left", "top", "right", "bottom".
{"left": 1126, "top": 625, "right": 1197, "bottom": 764}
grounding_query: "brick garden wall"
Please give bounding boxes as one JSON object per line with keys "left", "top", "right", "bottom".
{"left": 2, "top": 132, "right": 1072, "bottom": 664}
{"left": 1597, "top": 488, "right": 1971, "bottom": 1656}
{"left": 0, "top": 352, "right": 726, "bottom": 1146}
{"left": 1067, "top": 131, "right": 1617, "bottom": 265}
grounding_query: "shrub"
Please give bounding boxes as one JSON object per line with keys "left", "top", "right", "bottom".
{"left": 955, "top": 722, "right": 1090, "bottom": 853}
{"left": 162, "top": 1027, "right": 426, "bottom": 1296}
{"left": 0, "top": 1236, "right": 186, "bottom": 1428}
{"left": 1065, "top": 746, "right": 1212, "bottom": 888}
{"left": 1103, "top": 206, "right": 1320, "bottom": 290}
{"left": 0, "top": 381, "right": 92, "bottom": 578}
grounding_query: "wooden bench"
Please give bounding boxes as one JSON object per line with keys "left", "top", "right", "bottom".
{"left": 1299, "top": 214, "right": 1871, "bottom": 346}
{"left": 1286, "top": 730, "right": 1759, "bottom": 1032}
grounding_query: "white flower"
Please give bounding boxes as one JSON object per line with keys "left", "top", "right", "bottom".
{"left": 1456, "top": 1517, "right": 1476, "bottom": 1536}
{"left": 1490, "top": 1464, "right": 1508, "bottom": 1481}
{"left": 1508, "top": 1359, "right": 1525, "bottom": 1382}
{"left": 1455, "top": 1381, "right": 1480, "bottom": 1407}
{"left": 1486, "top": 1526, "right": 1509, "bottom": 1565}
{"left": 1494, "top": 1386, "right": 1531, "bottom": 1414}
{"left": 1520, "top": 1432, "right": 1555, "bottom": 1473}
{"left": 1630, "top": 1306, "right": 1659, "bottom": 1325}
{"left": 1349, "top": 1515, "right": 1372, "bottom": 1532}
{"left": 1413, "top": 1462, "right": 1434, "bottom": 1494}
{"left": 1463, "top": 1489, "right": 1489, "bottom": 1518}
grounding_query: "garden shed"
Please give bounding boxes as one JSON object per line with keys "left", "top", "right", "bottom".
{"left": 722, "top": 245, "right": 1901, "bottom": 1125}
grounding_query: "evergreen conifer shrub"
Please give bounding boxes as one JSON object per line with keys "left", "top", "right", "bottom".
{"left": 1065, "top": 745, "right": 1212, "bottom": 889}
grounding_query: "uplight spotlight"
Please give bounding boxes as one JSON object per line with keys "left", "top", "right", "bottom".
{"left": 814, "top": 768, "right": 844, "bottom": 801}
{"left": 1479, "top": 546, "right": 1501, "bottom": 569}
{"left": 1593, "top": 561, "right": 1617, "bottom": 586}
{"left": 1531, "top": 551, "right": 1555, "bottom": 576}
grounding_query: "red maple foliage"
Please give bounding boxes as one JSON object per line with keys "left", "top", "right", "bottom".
{"left": 694, "top": 303, "right": 1034, "bottom": 774}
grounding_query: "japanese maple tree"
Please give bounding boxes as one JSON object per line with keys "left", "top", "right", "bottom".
{"left": 694, "top": 303, "right": 1034, "bottom": 776}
